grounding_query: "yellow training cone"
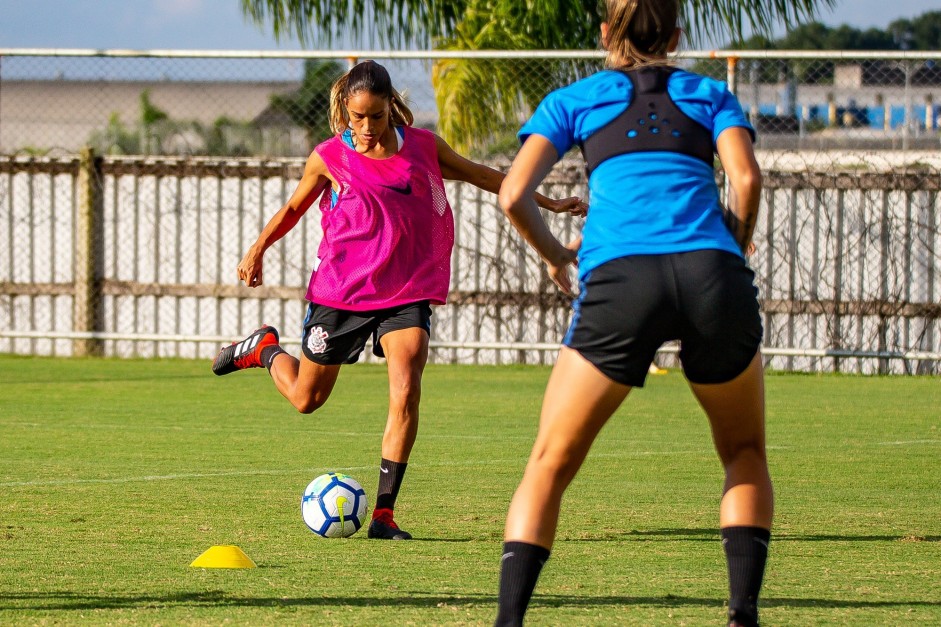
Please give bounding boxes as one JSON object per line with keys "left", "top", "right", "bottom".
{"left": 190, "top": 545, "right": 257, "bottom": 569}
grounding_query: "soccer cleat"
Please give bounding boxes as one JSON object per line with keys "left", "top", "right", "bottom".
{"left": 367, "top": 508, "right": 412, "bottom": 540}
{"left": 212, "top": 325, "right": 280, "bottom": 376}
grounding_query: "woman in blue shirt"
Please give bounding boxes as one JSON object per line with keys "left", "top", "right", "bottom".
{"left": 494, "top": 2, "right": 772, "bottom": 626}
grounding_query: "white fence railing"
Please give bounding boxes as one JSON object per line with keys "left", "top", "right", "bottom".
{"left": 1, "top": 152, "right": 938, "bottom": 373}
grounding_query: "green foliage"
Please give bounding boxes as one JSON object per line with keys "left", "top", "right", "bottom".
{"left": 201, "top": 116, "right": 258, "bottom": 156}
{"left": 87, "top": 111, "right": 141, "bottom": 155}
{"left": 240, "top": 0, "right": 836, "bottom": 152}
{"left": 721, "top": 10, "right": 941, "bottom": 87}
{"left": 240, "top": 0, "right": 836, "bottom": 49}
{"left": 731, "top": 10, "right": 941, "bottom": 50}
{"left": 139, "top": 89, "right": 169, "bottom": 127}
{"left": 888, "top": 11, "right": 941, "bottom": 50}
{"left": 269, "top": 58, "right": 346, "bottom": 149}
{"left": 1, "top": 356, "right": 940, "bottom": 625}
{"left": 88, "top": 91, "right": 261, "bottom": 156}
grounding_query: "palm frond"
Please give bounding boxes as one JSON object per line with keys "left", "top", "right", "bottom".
{"left": 240, "top": 0, "right": 467, "bottom": 47}
{"left": 242, "top": 0, "right": 838, "bottom": 152}
{"left": 682, "top": 0, "right": 838, "bottom": 46}
{"left": 242, "top": 0, "right": 837, "bottom": 48}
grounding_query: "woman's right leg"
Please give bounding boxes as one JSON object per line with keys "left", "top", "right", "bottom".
{"left": 505, "top": 347, "right": 631, "bottom": 546}
{"left": 269, "top": 352, "right": 341, "bottom": 414}
{"left": 496, "top": 347, "right": 630, "bottom": 627}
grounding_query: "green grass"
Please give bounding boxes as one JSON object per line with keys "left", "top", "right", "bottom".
{"left": 1, "top": 355, "right": 939, "bottom": 625}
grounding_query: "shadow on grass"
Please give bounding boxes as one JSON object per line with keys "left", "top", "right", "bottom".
{"left": 565, "top": 528, "right": 941, "bottom": 543}
{"left": 3, "top": 590, "right": 941, "bottom": 612}
{"left": 411, "top": 537, "right": 477, "bottom": 543}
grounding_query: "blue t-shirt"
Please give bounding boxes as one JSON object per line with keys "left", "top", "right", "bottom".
{"left": 519, "top": 68, "right": 754, "bottom": 278}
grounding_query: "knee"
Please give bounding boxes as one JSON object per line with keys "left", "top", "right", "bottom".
{"left": 528, "top": 445, "right": 581, "bottom": 487}
{"left": 389, "top": 378, "right": 422, "bottom": 411}
{"left": 294, "top": 394, "right": 328, "bottom": 415}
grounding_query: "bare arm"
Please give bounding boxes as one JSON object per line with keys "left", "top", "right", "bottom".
{"left": 237, "top": 151, "right": 332, "bottom": 287}
{"left": 498, "top": 134, "right": 579, "bottom": 295}
{"left": 716, "top": 127, "right": 762, "bottom": 253}
{"left": 434, "top": 134, "right": 586, "bottom": 217}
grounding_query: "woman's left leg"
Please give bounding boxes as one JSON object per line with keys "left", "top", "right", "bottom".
{"left": 367, "top": 326, "right": 429, "bottom": 540}
{"left": 497, "top": 347, "right": 630, "bottom": 626}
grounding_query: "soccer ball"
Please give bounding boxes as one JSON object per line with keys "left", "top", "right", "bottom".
{"left": 301, "top": 472, "right": 368, "bottom": 538}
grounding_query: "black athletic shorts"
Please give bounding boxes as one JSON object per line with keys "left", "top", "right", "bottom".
{"left": 564, "top": 250, "right": 763, "bottom": 387}
{"left": 301, "top": 301, "right": 433, "bottom": 365}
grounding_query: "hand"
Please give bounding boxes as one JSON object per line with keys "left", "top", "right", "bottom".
{"left": 546, "top": 237, "right": 581, "bottom": 296}
{"left": 547, "top": 196, "right": 588, "bottom": 217}
{"left": 237, "top": 248, "right": 264, "bottom": 287}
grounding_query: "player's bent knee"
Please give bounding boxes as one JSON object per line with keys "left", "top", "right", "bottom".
{"left": 294, "top": 394, "right": 328, "bottom": 414}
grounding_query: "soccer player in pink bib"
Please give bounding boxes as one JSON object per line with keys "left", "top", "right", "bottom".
{"left": 213, "top": 60, "right": 586, "bottom": 540}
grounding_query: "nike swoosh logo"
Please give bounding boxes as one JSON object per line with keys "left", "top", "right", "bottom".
{"left": 381, "top": 182, "right": 412, "bottom": 195}
{"left": 380, "top": 467, "right": 389, "bottom": 474}
{"left": 501, "top": 552, "right": 515, "bottom": 561}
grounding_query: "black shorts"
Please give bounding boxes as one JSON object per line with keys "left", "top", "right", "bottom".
{"left": 301, "top": 301, "right": 433, "bottom": 365}
{"left": 564, "top": 250, "right": 763, "bottom": 387}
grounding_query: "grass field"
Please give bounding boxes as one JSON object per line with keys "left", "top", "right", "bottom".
{"left": 1, "top": 354, "right": 939, "bottom": 625}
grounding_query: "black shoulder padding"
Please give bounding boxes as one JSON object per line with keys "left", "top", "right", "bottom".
{"left": 580, "top": 66, "right": 714, "bottom": 176}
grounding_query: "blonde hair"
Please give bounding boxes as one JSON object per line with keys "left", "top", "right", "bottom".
{"left": 328, "top": 60, "right": 414, "bottom": 135}
{"left": 603, "top": 0, "right": 679, "bottom": 69}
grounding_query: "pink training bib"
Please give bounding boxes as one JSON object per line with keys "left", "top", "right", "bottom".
{"left": 306, "top": 126, "right": 454, "bottom": 311}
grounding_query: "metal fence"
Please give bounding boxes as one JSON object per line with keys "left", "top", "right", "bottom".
{"left": 1, "top": 49, "right": 940, "bottom": 373}
{"left": 3, "top": 49, "right": 940, "bottom": 157}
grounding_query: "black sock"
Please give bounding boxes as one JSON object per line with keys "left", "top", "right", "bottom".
{"left": 494, "top": 541, "right": 550, "bottom": 627}
{"left": 375, "top": 458, "right": 407, "bottom": 511}
{"left": 722, "top": 526, "right": 770, "bottom": 627}
{"left": 260, "top": 345, "right": 286, "bottom": 370}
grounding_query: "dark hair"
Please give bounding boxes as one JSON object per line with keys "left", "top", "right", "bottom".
{"left": 329, "top": 60, "right": 414, "bottom": 134}
{"left": 603, "top": 0, "right": 679, "bottom": 69}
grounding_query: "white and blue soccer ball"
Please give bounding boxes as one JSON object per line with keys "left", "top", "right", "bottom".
{"left": 301, "top": 472, "right": 368, "bottom": 538}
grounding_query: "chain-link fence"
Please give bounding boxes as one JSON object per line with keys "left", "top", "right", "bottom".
{"left": 1, "top": 49, "right": 939, "bottom": 373}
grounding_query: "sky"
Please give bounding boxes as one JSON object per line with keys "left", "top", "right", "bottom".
{"left": 0, "top": 0, "right": 938, "bottom": 51}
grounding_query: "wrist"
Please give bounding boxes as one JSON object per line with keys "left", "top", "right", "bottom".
{"left": 545, "top": 244, "right": 570, "bottom": 267}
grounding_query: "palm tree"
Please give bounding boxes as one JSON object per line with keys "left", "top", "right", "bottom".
{"left": 241, "top": 0, "right": 835, "bottom": 153}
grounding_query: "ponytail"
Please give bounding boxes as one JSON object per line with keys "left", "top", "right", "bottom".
{"left": 328, "top": 73, "right": 350, "bottom": 135}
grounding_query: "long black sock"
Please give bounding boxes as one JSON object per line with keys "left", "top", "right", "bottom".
{"left": 722, "top": 526, "right": 770, "bottom": 627}
{"left": 260, "top": 345, "right": 286, "bottom": 370}
{"left": 494, "top": 541, "right": 550, "bottom": 627}
{"left": 375, "top": 458, "right": 407, "bottom": 511}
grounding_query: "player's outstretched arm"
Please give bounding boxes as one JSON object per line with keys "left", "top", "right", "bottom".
{"left": 716, "top": 127, "right": 762, "bottom": 254}
{"left": 499, "top": 134, "right": 578, "bottom": 295}
{"left": 433, "top": 134, "right": 586, "bottom": 217}
{"left": 237, "top": 152, "right": 332, "bottom": 288}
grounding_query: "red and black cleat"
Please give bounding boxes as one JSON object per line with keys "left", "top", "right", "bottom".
{"left": 367, "top": 507, "right": 412, "bottom": 540}
{"left": 212, "top": 325, "right": 280, "bottom": 376}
